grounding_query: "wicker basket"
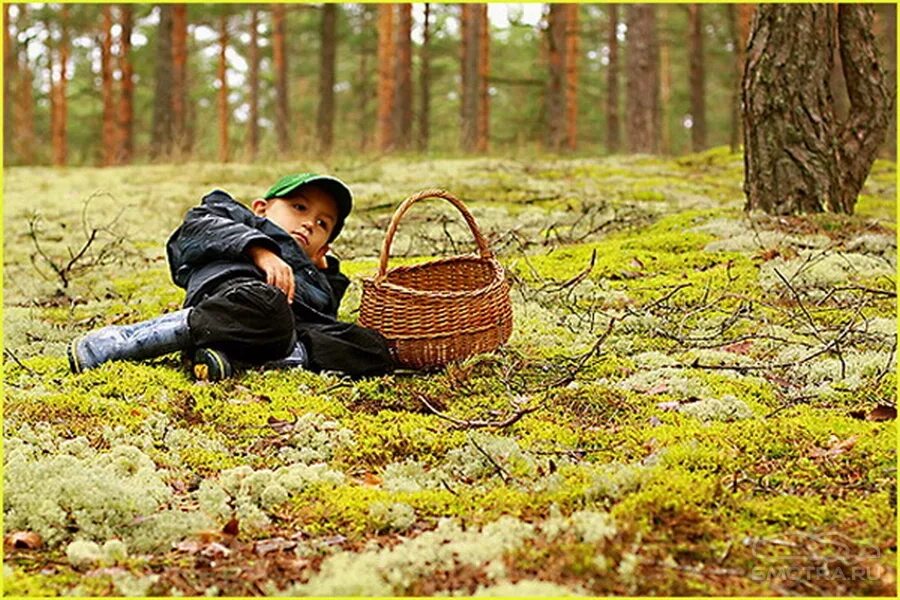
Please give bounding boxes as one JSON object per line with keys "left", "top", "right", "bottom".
{"left": 359, "top": 189, "right": 513, "bottom": 370}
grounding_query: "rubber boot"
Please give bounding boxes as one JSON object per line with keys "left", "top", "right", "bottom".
{"left": 68, "top": 309, "right": 193, "bottom": 374}
{"left": 191, "top": 341, "right": 307, "bottom": 382}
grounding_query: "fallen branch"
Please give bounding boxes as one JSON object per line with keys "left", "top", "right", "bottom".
{"left": 415, "top": 393, "right": 540, "bottom": 430}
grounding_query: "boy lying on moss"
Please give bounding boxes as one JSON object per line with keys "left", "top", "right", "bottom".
{"left": 69, "top": 173, "right": 394, "bottom": 380}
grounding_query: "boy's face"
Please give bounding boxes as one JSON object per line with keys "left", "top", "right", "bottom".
{"left": 251, "top": 183, "right": 338, "bottom": 262}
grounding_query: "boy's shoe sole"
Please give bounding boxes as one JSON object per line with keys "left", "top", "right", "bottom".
{"left": 192, "top": 348, "right": 233, "bottom": 382}
{"left": 67, "top": 339, "right": 84, "bottom": 374}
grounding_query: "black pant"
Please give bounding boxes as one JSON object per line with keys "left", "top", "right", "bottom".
{"left": 187, "top": 278, "right": 394, "bottom": 377}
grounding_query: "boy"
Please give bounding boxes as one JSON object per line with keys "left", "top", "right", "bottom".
{"left": 68, "top": 173, "right": 394, "bottom": 380}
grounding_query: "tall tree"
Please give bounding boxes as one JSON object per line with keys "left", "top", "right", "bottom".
{"left": 171, "top": 4, "right": 188, "bottom": 154}
{"left": 658, "top": 9, "right": 671, "bottom": 154}
{"left": 563, "top": 4, "right": 578, "bottom": 152}
{"left": 606, "top": 4, "right": 620, "bottom": 153}
{"left": 46, "top": 4, "right": 69, "bottom": 165}
{"left": 742, "top": 5, "right": 891, "bottom": 214}
{"left": 13, "top": 4, "right": 35, "bottom": 164}
{"left": 100, "top": 6, "right": 116, "bottom": 166}
{"left": 217, "top": 13, "right": 229, "bottom": 162}
{"left": 460, "top": 3, "right": 488, "bottom": 152}
{"left": 317, "top": 4, "right": 337, "bottom": 154}
{"left": 3, "top": 4, "right": 12, "bottom": 164}
{"left": 247, "top": 6, "right": 260, "bottom": 160}
{"left": 625, "top": 4, "right": 659, "bottom": 154}
{"left": 118, "top": 3, "right": 134, "bottom": 164}
{"left": 393, "top": 3, "right": 413, "bottom": 150}
{"left": 688, "top": 4, "right": 706, "bottom": 151}
{"left": 376, "top": 4, "right": 395, "bottom": 151}
{"left": 477, "top": 3, "right": 489, "bottom": 153}
{"left": 418, "top": 3, "right": 431, "bottom": 151}
{"left": 728, "top": 4, "right": 753, "bottom": 153}
{"left": 546, "top": 4, "right": 566, "bottom": 150}
{"left": 150, "top": 4, "right": 174, "bottom": 159}
{"left": 354, "top": 5, "right": 375, "bottom": 152}
{"left": 272, "top": 4, "right": 290, "bottom": 153}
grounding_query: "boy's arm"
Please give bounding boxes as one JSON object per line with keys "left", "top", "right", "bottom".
{"left": 167, "top": 191, "right": 279, "bottom": 287}
{"left": 320, "top": 255, "right": 351, "bottom": 306}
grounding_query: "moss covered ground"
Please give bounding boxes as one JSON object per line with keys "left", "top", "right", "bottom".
{"left": 3, "top": 148, "right": 896, "bottom": 596}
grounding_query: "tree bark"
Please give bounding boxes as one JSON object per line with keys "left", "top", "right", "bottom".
{"left": 564, "top": 4, "right": 578, "bottom": 151}
{"left": 248, "top": 6, "right": 260, "bottom": 160}
{"left": 877, "top": 3, "right": 896, "bottom": 158}
{"left": 14, "top": 4, "right": 34, "bottom": 164}
{"left": 150, "top": 4, "right": 174, "bottom": 159}
{"left": 418, "top": 3, "right": 431, "bottom": 152}
{"left": 477, "top": 4, "right": 489, "bottom": 152}
{"left": 625, "top": 4, "right": 659, "bottom": 154}
{"left": 460, "top": 3, "right": 487, "bottom": 152}
{"left": 217, "top": 13, "right": 229, "bottom": 162}
{"left": 658, "top": 6, "right": 671, "bottom": 154}
{"left": 118, "top": 3, "right": 134, "bottom": 164}
{"left": 742, "top": 5, "right": 891, "bottom": 215}
{"left": 171, "top": 4, "right": 188, "bottom": 155}
{"left": 688, "top": 4, "right": 706, "bottom": 152}
{"left": 272, "top": 4, "right": 290, "bottom": 153}
{"left": 546, "top": 4, "right": 565, "bottom": 150}
{"left": 318, "top": 4, "right": 336, "bottom": 154}
{"left": 51, "top": 4, "right": 69, "bottom": 166}
{"left": 393, "top": 3, "right": 412, "bottom": 150}
{"left": 376, "top": 4, "right": 395, "bottom": 152}
{"left": 100, "top": 6, "right": 116, "bottom": 166}
{"left": 727, "top": 4, "right": 753, "bottom": 153}
{"left": 3, "top": 4, "right": 12, "bottom": 164}
{"left": 606, "top": 4, "right": 620, "bottom": 153}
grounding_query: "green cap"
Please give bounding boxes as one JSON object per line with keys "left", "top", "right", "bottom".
{"left": 263, "top": 173, "right": 353, "bottom": 241}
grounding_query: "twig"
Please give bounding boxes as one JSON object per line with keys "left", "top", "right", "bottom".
{"left": 550, "top": 318, "right": 616, "bottom": 388}
{"left": 468, "top": 434, "right": 511, "bottom": 484}
{"left": 773, "top": 267, "right": 822, "bottom": 341}
{"left": 415, "top": 393, "right": 540, "bottom": 429}
{"left": 4, "top": 348, "right": 38, "bottom": 377}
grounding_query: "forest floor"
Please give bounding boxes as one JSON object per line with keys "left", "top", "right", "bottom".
{"left": 2, "top": 148, "right": 897, "bottom": 596}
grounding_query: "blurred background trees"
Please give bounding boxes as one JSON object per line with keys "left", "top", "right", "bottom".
{"left": 3, "top": 2, "right": 896, "bottom": 177}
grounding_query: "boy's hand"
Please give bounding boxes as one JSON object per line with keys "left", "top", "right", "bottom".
{"left": 312, "top": 245, "right": 330, "bottom": 270}
{"left": 246, "top": 245, "right": 295, "bottom": 303}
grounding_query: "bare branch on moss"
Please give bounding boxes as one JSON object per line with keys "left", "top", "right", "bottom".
{"left": 414, "top": 393, "right": 540, "bottom": 430}
{"left": 468, "top": 434, "right": 512, "bottom": 485}
{"left": 550, "top": 317, "right": 616, "bottom": 388}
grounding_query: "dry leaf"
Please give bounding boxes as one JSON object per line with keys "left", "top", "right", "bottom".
{"left": 5, "top": 531, "right": 42, "bottom": 550}
{"left": 254, "top": 537, "right": 297, "bottom": 556}
{"left": 362, "top": 473, "right": 382, "bottom": 486}
{"left": 222, "top": 517, "right": 239, "bottom": 536}
{"left": 866, "top": 405, "right": 897, "bottom": 422}
{"left": 630, "top": 257, "right": 645, "bottom": 269}
{"left": 722, "top": 340, "right": 754, "bottom": 355}
{"left": 810, "top": 435, "right": 858, "bottom": 459}
{"left": 646, "top": 382, "right": 669, "bottom": 395}
{"left": 267, "top": 415, "right": 295, "bottom": 434}
{"left": 201, "top": 542, "right": 231, "bottom": 558}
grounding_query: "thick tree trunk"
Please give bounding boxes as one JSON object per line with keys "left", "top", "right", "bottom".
{"left": 418, "top": 3, "right": 431, "bottom": 151}
{"left": 393, "top": 3, "right": 412, "bottom": 150}
{"left": 118, "top": 3, "right": 134, "bottom": 164}
{"left": 171, "top": 4, "right": 188, "bottom": 155}
{"left": 625, "top": 4, "right": 659, "bottom": 154}
{"left": 658, "top": 8, "right": 671, "bottom": 155}
{"left": 318, "top": 4, "right": 336, "bottom": 154}
{"left": 100, "top": 6, "right": 116, "bottom": 166}
{"left": 688, "top": 4, "right": 706, "bottom": 152}
{"left": 248, "top": 7, "right": 260, "bottom": 160}
{"left": 273, "top": 4, "right": 290, "bottom": 153}
{"left": 742, "top": 5, "right": 891, "bottom": 215}
{"left": 606, "top": 4, "right": 620, "bottom": 153}
{"left": 150, "top": 5, "right": 174, "bottom": 160}
{"left": 217, "top": 14, "right": 229, "bottom": 162}
{"left": 376, "top": 4, "right": 395, "bottom": 152}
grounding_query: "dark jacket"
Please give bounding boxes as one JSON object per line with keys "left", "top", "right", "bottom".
{"left": 166, "top": 190, "right": 350, "bottom": 324}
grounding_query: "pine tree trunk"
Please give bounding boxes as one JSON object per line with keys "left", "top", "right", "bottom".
{"left": 3, "top": 4, "right": 13, "bottom": 165}
{"left": 14, "top": 4, "right": 34, "bottom": 164}
{"left": 171, "top": 4, "right": 188, "bottom": 155}
{"left": 356, "top": 6, "right": 374, "bottom": 152}
{"left": 688, "top": 4, "right": 706, "bottom": 152}
{"left": 659, "top": 20, "right": 671, "bottom": 155}
{"left": 150, "top": 5, "right": 174, "bottom": 160}
{"left": 546, "top": 4, "right": 565, "bottom": 151}
{"left": 217, "top": 14, "right": 229, "bottom": 163}
{"left": 625, "top": 4, "right": 659, "bottom": 154}
{"left": 247, "top": 7, "right": 260, "bottom": 160}
{"left": 742, "top": 5, "right": 891, "bottom": 214}
{"left": 53, "top": 5, "right": 69, "bottom": 166}
{"left": 727, "top": 4, "right": 753, "bottom": 153}
{"left": 118, "top": 3, "right": 134, "bottom": 164}
{"left": 418, "top": 3, "right": 431, "bottom": 152}
{"left": 272, "top": 4, "right": 290, "bottom": 153}
{"left": 100, "top": 6, "right": 116, "bottom": 166}
{"left": 460, "top": 3, "right": 486, "bottom": 152}
{"left": 564, "top": 4, "right": 578, "bottom": 151}
{"left": 477, "top": 4, "right": 489, "bottom": 152}
{"left": 606, "top": 4, "right": 620, "bottom": 153}
{"left": 317, "top": 4, "right": 336, "bottom": 154}
{"left": 376, "top": 4, "right": 395, "bottom": 152}
{"left": 392, "top": 3, "right": 412, "bottom": 150}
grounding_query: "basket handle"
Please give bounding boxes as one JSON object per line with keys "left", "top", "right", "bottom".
{"left": 376, "top": 188, "right": 492, "bottom": 283}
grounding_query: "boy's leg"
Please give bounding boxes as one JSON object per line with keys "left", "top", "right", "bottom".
{"left": 188, "top": 278, "right": 295, "bottom": 380}
{"left": 295, "top": 321, "right": 394, "bottom": 378}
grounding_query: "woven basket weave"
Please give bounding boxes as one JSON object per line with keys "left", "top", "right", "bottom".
{"left": 359, "top": 189, "right": 513, "bottom": 370}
